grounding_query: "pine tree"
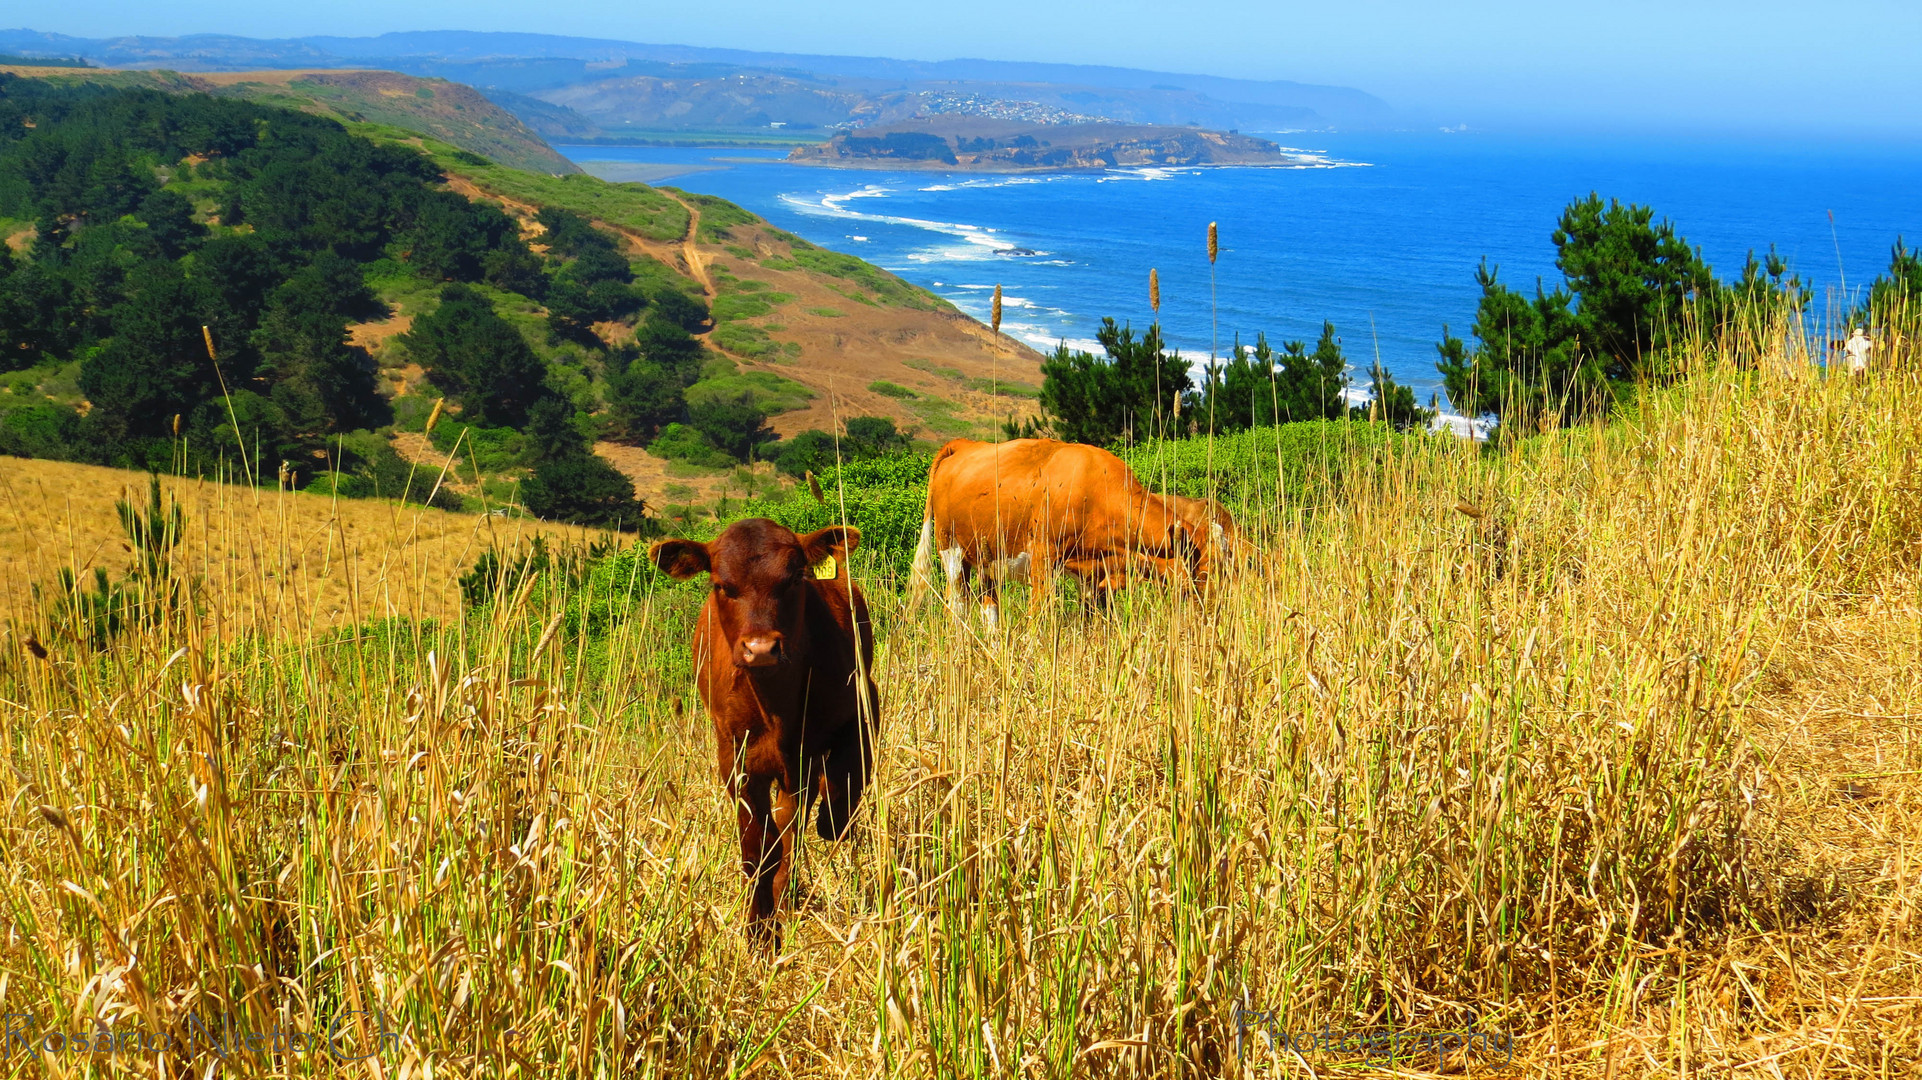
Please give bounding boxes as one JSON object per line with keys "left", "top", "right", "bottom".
{"left": 401, "top": 284, "right": 550, "bottom": 427}
{"left": 1037, "top": 318, "right": 1191, "bottom": 446}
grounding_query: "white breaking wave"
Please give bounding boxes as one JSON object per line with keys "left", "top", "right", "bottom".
{"left": 783, "top": 186, "right": 1018, "bottom": 265}
{"left": 1429, "top": 412, "right": 1493, "bottom": 440}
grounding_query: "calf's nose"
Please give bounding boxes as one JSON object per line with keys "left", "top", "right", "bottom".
{"left": 737, "top": 633, "right": 783, "bottom": 667}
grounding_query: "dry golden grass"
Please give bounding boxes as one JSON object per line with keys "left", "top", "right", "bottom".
{"left": 0, "top": 456, "right": 606, "bottom": 633}
{"left": 0, "top": 314, "right": 1918, "bottom": 1078}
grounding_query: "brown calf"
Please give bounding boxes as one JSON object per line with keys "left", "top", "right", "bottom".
{"left": 650, "top": 520, "right": 878, "bottom": 944}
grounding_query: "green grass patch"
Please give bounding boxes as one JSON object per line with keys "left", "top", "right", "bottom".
{"left": 869, "top": 380, "right": 917, "bottom": 399}
{"left": 906, "top": 395, "right": 978, "bottom": 437}
{"left": 711, "top": 290, "right": 793, "bottom": 323}
{"left": 433, "top": 152, "right": 690, "bottom": 243}
{"left": 710, "top": 323, "right": 781, "bottom": 359}
{"left": 902, "top": 357, "right": 1040, "bottom": 399}
{"left": 785, "top": 242, "right": 948, "bottom": 311}
{"left": 686, "top": 370, "right": 814, "bottom": 414}
{"left": 665, "top": 190, "right": 760, "bottom": 230}
{"left": 806, "top": 306, "right": 846, "bottom": 318}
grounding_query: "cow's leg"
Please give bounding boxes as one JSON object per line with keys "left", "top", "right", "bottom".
{"left": 1080, "top": 555, "right": 1125, "bottom": 611}
{"left": 814, "top": 719, "right": 874, "bottom": 840}
{"left": 979, "top": 575, "right": 1001, "bottom": 629}
{"left": 732, "top": 776, "right": 782, "bottom": 942}
{"left": 1060, "top": 558, "right": 1099, "bottom": 610}
{"left": 939, "top": 545, "right": 969, "bottom": 619}
{"left": 769, "top": 780, "right": 800, "bottom": 918}
{"left": 1023, "top": 550, "right": 1049, "bottom": 608}
{"left": 732, "top": 763, "right": 799, "bottom": 947}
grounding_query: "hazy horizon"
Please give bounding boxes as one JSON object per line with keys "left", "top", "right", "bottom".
{"left": 13, "top": 1, "right": 1922, "bottom": 138}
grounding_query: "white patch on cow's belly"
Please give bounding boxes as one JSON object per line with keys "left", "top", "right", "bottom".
{"left": 988, "top": 551, "right": 1032, "bottom": 580}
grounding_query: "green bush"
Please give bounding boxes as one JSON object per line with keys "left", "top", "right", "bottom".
{"left": 390, "top": 395, "right": 437, "bottom": 432}
{"left": 765, "top": 417, "right": 909, "bottom": 477}
{"left": 733, "top": 453, "right": 933, "bottom": 584}
{"left": 688, "top": 393, "right": 776, "bottom": 462}
{"left": 605, "top": 357, "right": 685, "bottom": 442}
{"left": 428, "top": 420, "right": 528, "bottom": 473}
{"left": 321, "top": 435, "right": 464, "bottom": 510}
{"left": 646, "top": 286, "right": 711, "bottom": 333}
{"left": 0, "top": 404, "right": 82, "bottom": 460}
{"left": 1120, "top": 419, "right": 1424, "bottom": 518}
{"left": 768, "top": 430, "right": 838, "bottom": 477}
{"left": 649, "top": 422, "right": 736, "bottom": 469}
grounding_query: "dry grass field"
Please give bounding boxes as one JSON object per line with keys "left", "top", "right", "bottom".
{"left": 1, "top": 313, "right": 1919, "bottom": 1078}
{"left": 0, "top": 457, "right": 608, "bottom": 634}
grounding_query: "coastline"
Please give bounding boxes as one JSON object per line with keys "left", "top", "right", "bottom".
{"left": 781, "top": 154, "right": 1326, "bottom": 174}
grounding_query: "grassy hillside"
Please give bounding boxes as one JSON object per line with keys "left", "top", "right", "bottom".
{"left": 1, "top": 311, "right": 1916, "bottom": 1075}
{"left": 0, "top": 73, "right": 1042, "bottom": 522}
{"left": 0, "top": 63, "right": 578, "bottom": 175}
{"left": 410, "top": 137, "right": 1045, "bottom": 447}
{"left": 196, "top": 70, "right": 581, "bottom": 175}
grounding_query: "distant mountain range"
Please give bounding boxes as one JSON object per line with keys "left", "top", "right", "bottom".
{"left": 0, "top": 28, "right": 1392, "bottom": 138}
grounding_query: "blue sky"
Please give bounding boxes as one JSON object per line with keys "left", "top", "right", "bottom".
{"left": 15, "top": 1, "right": 1922, "bottom": 134}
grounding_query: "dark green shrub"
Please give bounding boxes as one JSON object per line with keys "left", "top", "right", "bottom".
{"left": 688, "top": 393, "right": 775, "bottom": 462}
{"left": 521, "top": 451, "right": 650, "bottom": 531}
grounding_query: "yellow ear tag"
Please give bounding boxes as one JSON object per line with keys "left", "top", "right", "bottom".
{"left": 811, "top": 555, "right": 837, "bottom": 580}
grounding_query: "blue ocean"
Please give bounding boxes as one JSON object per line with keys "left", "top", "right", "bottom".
{"left": 560, "top": 135, "right": 1922, "bottom": 410}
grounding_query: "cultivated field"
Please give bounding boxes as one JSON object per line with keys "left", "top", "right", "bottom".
{"left": 1, "top": 315, "right": 1918, "bottom": 1077}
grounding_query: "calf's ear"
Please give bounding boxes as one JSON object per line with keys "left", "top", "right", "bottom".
{"left": 649, "top": 539, "right": 712, "bottom": 580}
{"left": 799, "top": 526, "right": 861, "bottom": 567}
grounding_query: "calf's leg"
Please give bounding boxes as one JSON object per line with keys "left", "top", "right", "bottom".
{"left": 814, "top": 719, "right": 875, "bottom": 841}
{"left": 734, "top": 776, "right": 799, "bottom": 944}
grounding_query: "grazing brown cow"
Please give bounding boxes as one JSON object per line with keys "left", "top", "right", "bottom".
{"left": 909, "top": 438, "right": 1209, "bottom": 622}
{"left": 650, "top": 519, "right": 878, "bottom": 945}
{"left": 1063, "top": 495, "right": 1248, "bottom": 598}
